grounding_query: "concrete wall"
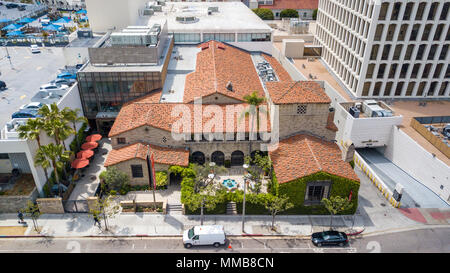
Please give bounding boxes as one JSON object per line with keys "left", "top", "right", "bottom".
{"left": 381, "top": 127, "right": 450, "bottom": 204}
{"left": 113, "top": 158, "right": 169, "bottom": 185}
{"left": 278, "top": 103, "right": 333, "bottom": 140}
{"left": 334, "top": 103, "right": 403, "bottom": 148}
{"left": 0, "top": 188, "right": 39, "bottom": 213}
{"left": 36, "top": 197, "right": 65, "bottom": 214}
{"left": 88, "top": 47, "right": 159, "bottom": 65}
{"left": 62, "top": 47, "right": 89, "bottom": 66}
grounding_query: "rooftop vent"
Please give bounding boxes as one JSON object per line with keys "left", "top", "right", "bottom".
{"left": 201, "top": 45, "right": 209, "bottom": 50}
{"left": 226, "top": 81, "right": 233, "bottom": 92}
{"left": 208, "top": 6, "right": 219, "bottom": 13}
{"left": 175, "top": 16, "right": 198, "bottom": 24}
{"left": 217, "top": 44, "right": 225, "bottom": 50}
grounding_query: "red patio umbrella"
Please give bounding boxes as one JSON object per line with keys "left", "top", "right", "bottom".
{"left": 71, "top": 158, "right": 89, "bottom": 169}
{"left": 85, "top": 134, "right": 102, "bottom": 142}
{"left": 76, "top": 149, "right": 94, "bottom": 159}
{"left": 81, "top": 141, "right": 98, "bottom": 150}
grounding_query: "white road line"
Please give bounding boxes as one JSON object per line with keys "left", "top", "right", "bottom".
{"left": 36, "top": 66, "right": 42, "bottom": 71}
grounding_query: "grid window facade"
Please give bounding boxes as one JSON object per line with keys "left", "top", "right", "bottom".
{"left": 315, "top": 0, "right": 450, "bottom": 98}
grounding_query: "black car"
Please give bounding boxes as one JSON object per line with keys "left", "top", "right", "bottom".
{"left": 6, "top": 3, "right": 18, "bottom": 9}
{"left": 311, "top": 230, "right": 348, "bottom": 247}
{"left": 0, "top": 80, "right": 6, "bottom": 90}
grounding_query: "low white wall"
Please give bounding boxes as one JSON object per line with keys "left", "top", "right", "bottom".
{"left": 63, "top": 47, "right": 89, "bottom": 66}
{"left": 382, "top": 127, "right": 450, "bottom": 205}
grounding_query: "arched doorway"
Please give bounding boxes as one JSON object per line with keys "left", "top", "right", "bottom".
{"left": 231, "top": 150, "right": 244, "bottom": 166}
{"left": 191, "top": 151, "right": 205, "bottom": 165}
{"left": 211, "top": 151, "right": 225, "bottom": 166}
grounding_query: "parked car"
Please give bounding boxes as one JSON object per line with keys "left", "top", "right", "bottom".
{"left": 18, "top": 5, "right": 26, "bottom": 11}
{"left": 50, "top": 78, "right": 73, "bottom": 87}
{"left": 442, "top": 124, "right": 450, "bottom": 138}
{"left": 311, "top": 230, "right": 348, "bottom": 247}
{"left": 39, "top": 83, "right": 69, "bottom": 95}
{"left": 30, "top": 44, "right": 40, "bottom": 53}
{"left": 11, "top": 109, "right": 40, "bottom": 119}
{"left": 5, "top": 3, "right": 19, "bottom": 9}
{"left": 0, "top": 80, "right": 6, "bottom": 90}
{"left": 183, "top": 225, "right": 227, "bottom": 248}
{"left": 19, "top": 102, "right": 45, "bottom": 111}
{"left": 57, "top": 72, "right": 77, "bottom": 80}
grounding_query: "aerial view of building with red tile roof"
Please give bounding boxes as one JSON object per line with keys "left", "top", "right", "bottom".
{"left": 184, "top": 41, "right": 265, "bottom": 104}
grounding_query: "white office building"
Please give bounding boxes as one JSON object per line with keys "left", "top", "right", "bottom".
{"left": 314, "top": 0, "right": 450, "bottom": 99}
{"left": 85, "top": 0, "right": 273, "bottom": 53}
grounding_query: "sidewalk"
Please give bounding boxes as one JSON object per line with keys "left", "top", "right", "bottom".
{"left": 0, "top": 207, "right": 429, "bottom": 238}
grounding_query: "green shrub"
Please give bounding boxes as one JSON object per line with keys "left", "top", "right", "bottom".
{"left": 224, "top": 159, "right": 231, "bottom": 168}
{"left": 280, "top": 9, "right": 299, "bottom": 18}
{"left": 349, "top": 160, "right": 355, "bottom": 169}
{"left": 252, "top": 8, "right": 274, "bottom": 20}
{"left": 278, "top": 171, "right": 360, "bottom": 215}
{"left": 156, "top": 171, "right": 168, "bottom": 187}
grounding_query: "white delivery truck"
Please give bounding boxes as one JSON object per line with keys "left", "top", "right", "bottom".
{"left": 183, "top": 225, "right": 227, "bottom": 248}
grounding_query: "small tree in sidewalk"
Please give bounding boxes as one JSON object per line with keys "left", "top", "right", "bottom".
{"left": 21, "top": 201, "right": 42, "bottom": 233}
{"left": 264, "top": 194, "right": 293, "bottom": 231}
{"left": 322, "top": 196, "right": 353, "bottom": 230}
{"left": 89, "top": 195, "right": 121, "bottom": 231}
{"left": 185, "top": 184, "right": 226, "bottom": 225}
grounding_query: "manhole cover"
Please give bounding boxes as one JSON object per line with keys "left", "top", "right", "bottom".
{"left": 380, "top": 203, "right": 386, "bottom": 207}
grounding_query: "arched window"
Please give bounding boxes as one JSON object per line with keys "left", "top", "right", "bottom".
{"left": 191, "top": 151, "right": 205, "bottom": 165}
{"left": 231, "top": 151, "right": 244, "bottom": 166}
{"left": 211, "top": 151, "right": 225, "bottom": 166}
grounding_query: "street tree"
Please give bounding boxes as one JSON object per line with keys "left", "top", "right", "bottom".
{"left": 280, "top": 9, "right": 299, "bottom": 18}
{"left": 89, "top": 195, "right": 121, "bottom": 231}
{"left": 21, "top": 201, "right": 41, "bottom": 233}
{"left": 264, "top": 194, "right": 294, "bottom": 231}
{"left": 185, "top": 184, "right": 226, "bottom": 225}
{"left": 322, "top": 196, "right": 353, "bottom": 229}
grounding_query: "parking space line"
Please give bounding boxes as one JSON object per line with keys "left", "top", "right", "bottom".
{"left": 36, "top": 66, "right": 42, "bottom": 71}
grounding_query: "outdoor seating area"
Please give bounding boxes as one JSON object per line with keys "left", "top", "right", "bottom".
{"left": 0, "top": 8, "right": 88, "bottom": 45}
{"left": 71, "top": 133, "right": 102, "bottom": 179}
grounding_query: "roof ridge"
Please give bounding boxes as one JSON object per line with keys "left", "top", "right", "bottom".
{"left": 278, "top": 81, "right": 301, "bottom": 101}
{"left": 212, "top": 41, "right": 218, "bottom": 94}
{"left": 305, "top": 137, "right": 322, "bottom": 171}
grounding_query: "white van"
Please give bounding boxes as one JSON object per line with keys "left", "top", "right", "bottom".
{"left": 183, "top": 225, "right": 226, "bottom": 248}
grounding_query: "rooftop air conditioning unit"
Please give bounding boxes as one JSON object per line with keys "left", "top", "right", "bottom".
{"left": 208, "top": 6, "right": 219, "bottom": 13}
{"left": 143, "top": 8, "right": 154, "bottom": 16}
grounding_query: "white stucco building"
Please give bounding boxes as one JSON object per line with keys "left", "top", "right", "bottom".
{"left": 314, "top": 0, "right": 450, "bottom": 99}
{"left": 85, "top": 0, "right": 274, "bottom": 53}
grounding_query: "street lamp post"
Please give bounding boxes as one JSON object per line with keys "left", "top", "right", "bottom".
{"left": 242, "top": 163, "right": 249, "bottom": 233}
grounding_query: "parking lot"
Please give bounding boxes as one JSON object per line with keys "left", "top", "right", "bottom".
{"left": 0, "top": 46, "right": 66, "bottom": 127}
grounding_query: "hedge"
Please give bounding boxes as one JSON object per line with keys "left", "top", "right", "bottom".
{"left": 278, "top": 171, "right": 360, "bottom": 215}
{"left": 179, "top": 164, "right": 359, "bottom": 215}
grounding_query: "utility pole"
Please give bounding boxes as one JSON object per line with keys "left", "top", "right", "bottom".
{"left": 4, "top": 42, "right": 13, "bottom": 69}
{"left": 242, "top": 164, "right": 249, "bottom": 233}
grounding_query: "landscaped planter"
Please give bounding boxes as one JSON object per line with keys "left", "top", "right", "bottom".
{"left": 120, "top": 200, "right": 166, "bottom": 214}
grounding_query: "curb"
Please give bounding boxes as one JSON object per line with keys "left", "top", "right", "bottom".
{"left": 346, "top": 228, "right": 365, "bottom": 236}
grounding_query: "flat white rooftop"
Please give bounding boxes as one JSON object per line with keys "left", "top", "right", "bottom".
{"left": 137, "top": 2, "right": 272, "bottom": 33}
{"left": 160, "top": 45, "right": 200, "bottom": 103}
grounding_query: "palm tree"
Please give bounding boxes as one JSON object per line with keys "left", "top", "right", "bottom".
{"left": 62, "top": 107, "right": 87, "bottom": 151}
{"left": 39, "top": 104, "right": 74, "bottom": 150}
{"left": 241, "top": 91, "right": 266, "bottom": 154}
{"left": 17, "top": 118, "right": 50, "bottom": 182}
{"left": 35, "top": 143, "right": 71, "bottom": 197}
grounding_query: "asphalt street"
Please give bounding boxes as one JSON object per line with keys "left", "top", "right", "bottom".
{"left": 0, "top": 46, "right": 66, "bottom": 127}
{"left": 0, "top": 227, "right": 448, "bottom": 253}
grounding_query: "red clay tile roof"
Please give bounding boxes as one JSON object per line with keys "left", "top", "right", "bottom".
{"left": 269, "top": 134, "right": 359, "bottom": 184}
{"left": 109, "top": 101, "right": 270, "bottom": 137}
{"left": 260, "top": 0, "right": 319, "bottom": 10}
{"left": 104, "top": 142, "right": 189, "bottom": 167}
{"left": 184, "top": 41, "right": 265, "bottom": 103}
{"left": 262, "top": 55, "right": 330, "bottom": 104}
